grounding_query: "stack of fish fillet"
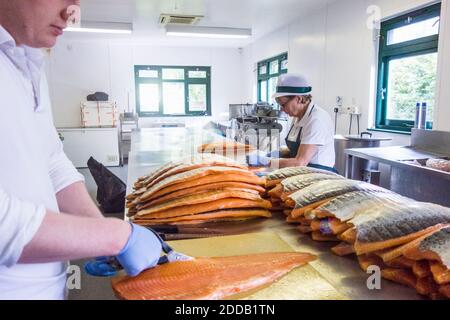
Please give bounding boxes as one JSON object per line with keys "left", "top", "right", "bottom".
{"left": 126, "top": 154, "right": 271, "bottom": 225}
{"left": 265, "top": 167, "right": 450, "bottom": 299}
{"left": 198, "top": 140, "right": 256, "bottom": 155}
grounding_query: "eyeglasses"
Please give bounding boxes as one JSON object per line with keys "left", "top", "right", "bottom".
{"left": 276, "top": 96, "right": 295, "bottom": 108}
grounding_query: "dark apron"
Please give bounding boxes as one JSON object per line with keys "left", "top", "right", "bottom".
{"left": 285, "top": 104, "right": 338, "bottom": 174}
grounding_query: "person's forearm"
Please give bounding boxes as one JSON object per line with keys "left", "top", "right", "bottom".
{"left": 271, "top": 144, "right": 318, "bottom": 169}
{"left": 18, "top": 211, "right": 131, "bottom": 264}
{"left": 56, "top": 181, "right": 103, "bottom": 218}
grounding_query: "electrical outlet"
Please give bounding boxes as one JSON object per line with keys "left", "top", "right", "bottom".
{"left": 339, "top": 106, "right": 353, "bottom": 114}
{"left": 107, "top": 155, "right": 118, "bottom": 163}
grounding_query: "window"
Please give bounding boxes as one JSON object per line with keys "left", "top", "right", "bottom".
{"left": 135, "top": 66, "right": 211, "bottom": 117}
{"left": 375, "top": 3, "right": 440, "bottom": 132}
{"left": 257, "top": 53, "right": 288, "bottom": 105}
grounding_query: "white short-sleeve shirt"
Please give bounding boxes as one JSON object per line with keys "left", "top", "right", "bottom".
{"left": 286, "top": 102, "right": 336, "bottom": 168}
{"left": 0, "top": 25, "right": 84, "bottom": 300}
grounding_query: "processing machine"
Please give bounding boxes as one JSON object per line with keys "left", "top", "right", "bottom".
{"left": 227, "top": 103, "right": 287, "bottom": 155}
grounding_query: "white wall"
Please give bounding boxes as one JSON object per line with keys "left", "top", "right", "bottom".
{"left": 47, "top": 0, "right": 448, "bottom": 143}
{"left": 241, "top": 25, "right": 290, "bottom": 103}
{"left": 242, "top": 0, "right": 447, "bottom": 147}
{"left": 46, "top": 39, "right": 243, "bottom": 128}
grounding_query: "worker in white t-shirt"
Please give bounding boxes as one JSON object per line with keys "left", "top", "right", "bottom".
{"left": 0, "top": 0, "right": 162, "bottom": 299}
{"left": 249, "top": 74, "right": 336, "bottom": 172}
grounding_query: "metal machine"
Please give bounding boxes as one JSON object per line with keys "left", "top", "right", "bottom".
{"left": 228, "top": 103, "right": 287, "bottom": 154}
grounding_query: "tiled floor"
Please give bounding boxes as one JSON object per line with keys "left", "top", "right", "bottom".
{"left": 68, "top": 164, "right": 128, "bottom": 300}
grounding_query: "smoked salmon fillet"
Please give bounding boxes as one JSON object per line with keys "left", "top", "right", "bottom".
{"left": 331, "top": 242, "right": 355, "bottom": 256}
{"left": 403, "top": 226, "right": 450, "bottom": 268}
{"left": 134, "top": 154, "right": 243, "bottom": 189}
{"left": 309, "top": 191, "right": 406, "bottom": 222}
{"left": 376, "top": 224, "right": 450, "bottom": 263}
{"left": 133, "top": 209, "right": 271, "bottom": 225}
{"left": 142, "top": 159, "right": 248, "bottom": 190}
{"left": 265, "top": 167, "right": 338, "bottom": 188}
{"left": 136, "top": 198, "right": 272, "bottom": 219}
{"left": 440, "top": 284, "right": 450, "bottom": 298}
{"left": 381, "top": 268, "right": 417, "bottom": 289}
{"left": 286, "top": 180, "right": 385, "bottom": 210}
{"left": 139, "top": 167, "right": 258, "bottom": 201}
{"left": 145, "top": 183, "right": 265, "bottom": 207}
{"left": 352, "top": 202, "right": 450, "bottom": 255}
{"left": 136, "top": 190, "right": 263, "bottom": 213}
{"left": 198, "top": 141, "right": 256, "bottom": 155}
{"left": 138, "top": 173, "right": 265, "bottom": 203}
{"left": 111, "top": 252, "right": 316, "bottom": 300}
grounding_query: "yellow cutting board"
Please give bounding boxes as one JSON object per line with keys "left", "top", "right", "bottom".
{"left": 168, "top": 231, "right": 347, "bottom": 300}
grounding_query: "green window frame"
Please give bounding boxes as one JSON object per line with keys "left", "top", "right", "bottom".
{"left": 135, "top": 65, "right": 212, "bottom": 117}
{"left": 375, "top": 3, "right": 441, "bottom": 133}
{"left": 257, "top": 53, "right": 288, "bottom": 104}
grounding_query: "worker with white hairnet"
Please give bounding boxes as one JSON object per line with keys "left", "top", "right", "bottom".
{"left": 248, "top": 73, "right": 336, "bottom": 172}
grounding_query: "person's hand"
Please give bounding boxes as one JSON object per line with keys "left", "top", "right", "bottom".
{"left": 116, "top": 223, "right": 163, "bottom": 276}
{"left": 266, "top": 150, "right": 280, "bottom": 158}
{"left": 246, "top": 151, "right": 271, "bottom": 167}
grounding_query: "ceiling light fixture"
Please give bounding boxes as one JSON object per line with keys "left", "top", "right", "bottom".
{"left": 65, "top": 21, "right": 133, "bottom": 34}
{"left": 166, "top": 26, "right": 251, "bottom": 39}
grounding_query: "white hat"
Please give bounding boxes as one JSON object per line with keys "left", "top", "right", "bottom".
{"left": 272, "top": 73, "right": 312, "bottom": 99}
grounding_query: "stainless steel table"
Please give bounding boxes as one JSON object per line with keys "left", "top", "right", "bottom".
{"left": 125, "top": 127, "right": 421, "bottom": 300}
{"left": 345, "top": 146, "right": 450, "bottom": 206}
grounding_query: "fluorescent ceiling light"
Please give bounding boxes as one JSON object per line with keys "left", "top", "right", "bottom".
{"left": 166, "top": 26, "right": 251, "bottom": 39}
{"left": 65, "top": 21, "right": 133, "bottom": 34}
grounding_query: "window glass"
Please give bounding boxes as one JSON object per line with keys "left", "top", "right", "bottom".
{"left": 375, "top": 3, "right": 440, "bottom": 132}
{"left": 268, "top": 77, "right": 279, "bottom": 104}
{"left": 260, "top": 81, "right": 267, "bottom": 102}
{"left": 386, "top": 52, "right": 437, "bottom": 121}
{"left": 188, "top": 84, "right": 207, "bottom": 112}
{"left": 163, "top": 82, "right": 185, "bottom": 115}
{"left": 387, "top": 17, "right": 440, "bottom": 46}
{"left": 269, "top": 60, "right": 279, "bottom": 75}
{"left": 259, "top": 65, "right": 267, "bottom": 75}
{"left": 139, "top": 69, "right": 158, "bottom": 78}
{"left": 162, "top": 68, "right": 185, "bottom": 80}
{"left": 139, "top": 83, "right": 159, "bottom": 112}
{"left": 188, "top": 70, "right": 207, "bottom": 78}
{"left": 135, "top": 66, "right": 210, "bottom": 117}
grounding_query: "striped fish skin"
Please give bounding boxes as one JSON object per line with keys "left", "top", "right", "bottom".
{"left": 281, "top": 173, "right": 344, "bottom": 193}
{"left": 314, "top": 191, "right": 407, "bottom": 222}
{"left": 267, "top": 167, "right": 338, "bottom": 181}
{"left": 354, "top": 203, "right": 450, "bottom": 243}
{"left": 419, "top": 227, "right": 450, "bottom": 268}
{"left": 289, "top": 180, "right": 384, "bottom": 208}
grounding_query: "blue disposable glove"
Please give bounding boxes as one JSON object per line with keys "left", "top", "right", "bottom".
{"left": 246, "top": 151, "right": 271, "bottom": 167}
{"left": 266, "top": 150, "right": 281, "bottom": 158}
{"left": 116, "top": 223, "right": 163, "bottom": 277}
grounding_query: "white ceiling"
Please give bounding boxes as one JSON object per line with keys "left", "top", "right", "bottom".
{"left": 65, "top": 0, "right": 331, "bottom": 47}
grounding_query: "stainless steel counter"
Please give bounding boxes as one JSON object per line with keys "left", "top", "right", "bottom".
{"left": 345, "top": 145, "right": 450, "bottom": 206}
{"left": 125, "top": 127, "right": 421, "bottom": 300}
